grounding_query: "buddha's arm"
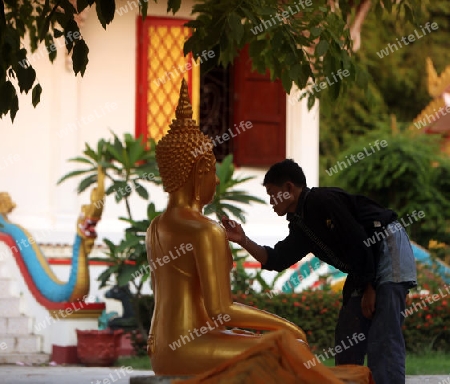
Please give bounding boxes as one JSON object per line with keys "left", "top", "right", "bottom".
{"left": 195, "top": 225, "right": 306, "bottom": 341}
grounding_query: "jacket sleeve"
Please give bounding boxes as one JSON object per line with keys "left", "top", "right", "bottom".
{"left": 319, "top": 193, "right": 377, "bottom": 285}
{"left": 261, "top": 224, "right": 310, "bottom": 272}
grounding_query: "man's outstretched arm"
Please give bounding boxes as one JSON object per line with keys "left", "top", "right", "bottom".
{"left": 221, "top": 216, "right": 308, "bottom": 271}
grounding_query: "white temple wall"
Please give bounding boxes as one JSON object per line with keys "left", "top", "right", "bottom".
{"left": 0, "top": 1, "right": 319, "bottom": 291}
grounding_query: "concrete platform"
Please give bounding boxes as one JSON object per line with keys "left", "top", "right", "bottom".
{"left": 0, "top": 367, "right": 448, "bottom": 384}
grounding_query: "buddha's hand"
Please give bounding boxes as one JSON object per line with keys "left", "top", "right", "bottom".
{"left": 221, "top": 216, "right": 246, "bottom": 244}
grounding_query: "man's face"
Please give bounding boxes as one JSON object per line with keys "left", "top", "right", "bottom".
{"left": 265, "top": 182, "right": 296, "bottom": 216}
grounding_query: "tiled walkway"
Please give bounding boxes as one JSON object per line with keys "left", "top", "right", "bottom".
{"left": 0, "top": 366, "right": 448, "bottom": 384}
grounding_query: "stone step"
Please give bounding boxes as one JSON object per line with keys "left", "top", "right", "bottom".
{"left": 0, "top": 298, "right": 21, "bottom": 317}
{"left": 0, "top": 334, "right": 41, "bottom": 354}
{"left": 0, "top": 316, "right": 31, "bottom": 335}
{"left": 0, "top": 278, "right": 19, "bottom": 298}
{"left": 0, "top": 353, "right": 49, "bottom": 365}
{"left": 0, "top": 263, "right": 11, "bottom": 278}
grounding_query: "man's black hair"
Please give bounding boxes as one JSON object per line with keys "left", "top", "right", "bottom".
{"left": 263, "top": 159, "right": 307, "bottom": 187}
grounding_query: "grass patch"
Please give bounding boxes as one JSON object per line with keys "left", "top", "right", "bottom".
{"left": 116, "top": 356, "right": 152, "bottom": 370}
{"left": 117, "top": 352, "right": 450, "bottom": 375}
{"left": 315, "top": 351, "right": 450, "bottom": 375}
{"left": 406, "top": 351, "right": 450, "bottom": 375}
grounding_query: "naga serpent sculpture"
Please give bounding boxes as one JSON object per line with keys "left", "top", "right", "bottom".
{"left": 0, "top": 166, "right": 105, "bottom": 303}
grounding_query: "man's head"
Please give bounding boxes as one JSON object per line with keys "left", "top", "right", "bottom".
{"left": 263, "top": 159, "right": 306, "bottom": 216}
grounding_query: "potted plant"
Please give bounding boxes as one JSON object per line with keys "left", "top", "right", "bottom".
{"left": 76, "top": 328, "right": 124, "bottom": 366}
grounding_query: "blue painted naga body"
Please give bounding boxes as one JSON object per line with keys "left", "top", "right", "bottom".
{"left": 0, "top": 167, "right": 105, "bottom": 303}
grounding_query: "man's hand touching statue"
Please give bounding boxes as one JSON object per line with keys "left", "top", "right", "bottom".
{"left": 221, "top": 216, "right": 246, "bottom": 245}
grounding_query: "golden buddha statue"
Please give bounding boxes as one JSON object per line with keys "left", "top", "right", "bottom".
{"left": 146, "top": 79, "right": 307, "bottom": 376}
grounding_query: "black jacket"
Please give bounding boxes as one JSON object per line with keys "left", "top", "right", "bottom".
{"left": 262, "top": 187, "right": 397, "bottom": 292}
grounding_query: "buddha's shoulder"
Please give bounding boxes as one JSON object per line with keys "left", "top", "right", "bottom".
{"left": 150, "top": 211, "right": 223, "bottom": 234}
{"left": 184, "top": 215, "right": 223, "bottom": 234}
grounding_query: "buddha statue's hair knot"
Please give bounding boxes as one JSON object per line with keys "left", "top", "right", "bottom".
{"left": 156, "top": 79, "right": 215, "bottom": 193}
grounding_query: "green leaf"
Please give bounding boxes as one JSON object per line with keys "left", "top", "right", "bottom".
{"left": 356, "top": 69, "right": 369, "bottom": 89}
{"left": 281, "top": 69, "right": 292, "bottom": 94}
{"left": 140, "top": 0, "right": 148, "bottom": 19}
{"left": 32, "top": 84, "right": 42, "bottom": 107}
{"left": 60, "top": 0, "right": 77, "bottom": 17}
{"left": 45, "top": 34, "right": 57, "bottom": 62}
{"left": 15, "top": 65, "right": 36, "bottom": 94}
{"left": 98, "top": 0, "right": 115, "bottom": 25}
{"left": 69, "top": 156, "right": 94, "bottom": 165}
{"left": 0, "top": 81, "right": 16, "bottom": 115}
{"left": 228, "top": 13, "right": 244, "bottom": 44}
{"left": 77, "top": 0, "right": 89, "bottom": 12}
{"left": 289, "top": 64, "right": 302, "bottom": 81}
{"left": 310, "top": 27, "right": 322, "bottom": 37}
{"left": 307, "top": 93, "right": 315, "bottom": 110}
{"left": 241, "top": 8, "right": 258, "bottom": 25}
{"left": 404, "top": 5, "right": 414, "bottom": 24}
{"left": 167, "top": 0, "right": 181, "bottom": 14}
{"left": 315, "top": 40, "right": 329, "bottom": 57}
{"left": 374, "top": 3, "right": 383, "bottom": 20}
{"left": 57, "top": 168, "right": 95, "bottom": 184}
{"left": 94, "top": 0, "right": 106, "bottom": 28}
{"left": 78, "top": 173, "right": 98, "bottom": 193}
{"left": 10, "top": 94, "right": 19, "bottom": 122}
{"left": 72, "top": 39, "right": 89, "bottom": 76}
{"left": 53, "top": 29, "right": 64, "bottom": 38}
{"left": 134, "top": 182, "right": 149, "bottom": 199}
{"left": 108, "top": 138, "right": 125, "bottom": 165}
{"left": 64, "top": 19, "right": 80, "bottom": 53}
{"left": 118, "top": 264, "right": 141, "bottom": 286}
{"left": 128, "top": 138, "right": 145, "bottom": 165}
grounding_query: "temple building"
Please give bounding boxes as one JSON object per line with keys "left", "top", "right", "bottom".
{"left": 0, "top": 0, "right": 370, "bottom": 364}
{"left": 410, "top": 57, "right": 450, "bottom": 156}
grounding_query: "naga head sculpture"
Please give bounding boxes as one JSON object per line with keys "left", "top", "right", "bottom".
{"left": 0, "top": 192, "right": 16, "bottom": 216}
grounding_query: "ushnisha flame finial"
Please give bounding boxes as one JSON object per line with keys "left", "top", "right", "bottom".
{"left": 155, "top": 79, "right": 215, "bottom": 193}
{"left": 175, "top": 78, "right": 193, "bottom": 121}
{"left": 169, "top": 78, "right": 197, "bottom": 133}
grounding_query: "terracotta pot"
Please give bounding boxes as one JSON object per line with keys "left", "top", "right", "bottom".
{"left": 76, "top": 329, "right": 123, "bottom": 366}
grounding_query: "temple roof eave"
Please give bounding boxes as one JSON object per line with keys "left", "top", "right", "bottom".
{"left": 409, "top": 96, "right": 450, "bottom": 133}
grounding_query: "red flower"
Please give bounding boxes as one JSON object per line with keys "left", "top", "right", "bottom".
{"left": 294, "top": 302, "right": 300, "bottom": 307}
{"left": 425, "top": 314, "right": 432, "bottom": 320}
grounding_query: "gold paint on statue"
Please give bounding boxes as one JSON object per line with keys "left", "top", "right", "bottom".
{"left": 147, "top": 79, "right": 307, "bottom": 376}
{"left": 71, "top": 165, "right": 106, "bottom": 301}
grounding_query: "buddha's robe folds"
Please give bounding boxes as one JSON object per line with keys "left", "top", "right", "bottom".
{"left": 174, "top": 329, "right": 374, "bottom": 384}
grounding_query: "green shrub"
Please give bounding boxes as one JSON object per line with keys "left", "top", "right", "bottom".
{"left": 233, "top": 288, "right": 450, "bottom": 353}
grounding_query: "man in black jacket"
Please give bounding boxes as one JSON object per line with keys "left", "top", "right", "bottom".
{"left": 222, "top": 159, "right": 417, "bottom": 384}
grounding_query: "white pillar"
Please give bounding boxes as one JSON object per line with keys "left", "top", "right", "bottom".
{"left": 285, "top": 87, "right": 320, "bottom": 187}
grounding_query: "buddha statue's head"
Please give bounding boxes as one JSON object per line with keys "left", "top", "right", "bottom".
{"left": 156, "top": 79, "right": 217, "bottom": 204}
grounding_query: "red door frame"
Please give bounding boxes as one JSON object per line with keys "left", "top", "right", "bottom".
{"left": 135, "top": 17, "right": 193, "bottom": 142}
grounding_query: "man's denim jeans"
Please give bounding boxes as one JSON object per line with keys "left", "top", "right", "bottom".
{"left": 335, "top": 282, "right": 409, "bottom": 384}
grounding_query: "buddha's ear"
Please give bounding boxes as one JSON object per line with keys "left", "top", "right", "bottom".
{"left": 192, "top": 156, "right": 209, "bottom": 201}
{"left": 193, "top": 155, "right": 209, "bottom": 176}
